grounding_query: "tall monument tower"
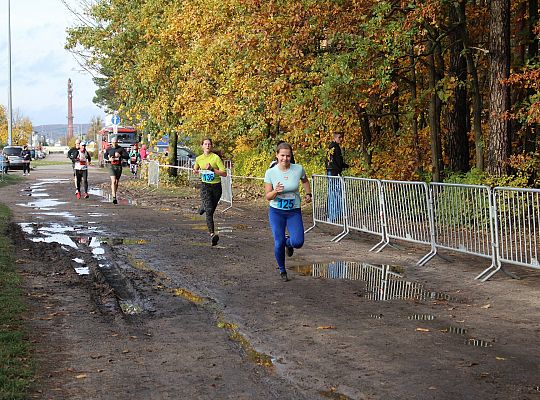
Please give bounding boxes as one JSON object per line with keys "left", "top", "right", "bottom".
{"left": 67, "top": 78, "right": 74, "bottom": 141}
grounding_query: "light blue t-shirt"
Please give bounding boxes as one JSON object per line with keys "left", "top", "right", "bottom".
{"left": 264, "top": 164, "right": 306, "bottom": 210}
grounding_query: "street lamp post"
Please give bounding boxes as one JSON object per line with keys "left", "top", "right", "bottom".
{"left": 7, "top": 0, "right": 13, "bottom": 145}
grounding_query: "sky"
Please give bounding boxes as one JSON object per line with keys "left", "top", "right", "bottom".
{"left": 0, "top": 0, "right": 106, "bottom": 126}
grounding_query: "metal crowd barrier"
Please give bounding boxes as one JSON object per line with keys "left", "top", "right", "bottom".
{"left": 376, "top": 180, "right": 436, "bottom": 266}
{"left": 482, "top": 187, "right": 540, "bottom": 280}
{"left": 342, "top": 177, "right": 385, "bottom": 249}
{"left": 219, "top": 168, "right": 233, "bottom": 212}
{"left": 304, "top": 174, "right": 347, "bottom": 241}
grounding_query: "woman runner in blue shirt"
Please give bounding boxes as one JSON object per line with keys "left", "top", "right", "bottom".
{"left": 264, "top": 142, "right": 312, "bottom": 281}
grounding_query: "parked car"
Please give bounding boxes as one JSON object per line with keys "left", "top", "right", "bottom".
{"left": 0, "top": 153, "right": 9, "bottom": 173}
{"left": 176, "top": 146, "right": 196, "bottom": 167}
{"left": 2, "top": 146, "right": 24, "bottom": 170}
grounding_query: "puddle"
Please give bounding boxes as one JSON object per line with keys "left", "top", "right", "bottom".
{"left": 320, "top": 389, "right": 352, "bottom": 400}
{"left": 71, "top": 258, "right": 90, "bottom": 275}
{"left": 31, "top": 211, "right": 77, "bottom": 219}
{"left": 444, "top": 326, "right": 468, "bottom": 335}
{"left": 17, "top": 198, "right": 68, "bottom": 209}
{"left": 31, "top": 178, "right": 70, "bottom": 186}
{"left": 289, "top": 262, "right": 456, "bottom": 302}
{"left": 408, "top": 314, "right": 435, "bottom": 321}
{"left": 465, "top": 338, "right": 493, "bottom": 348}
{"left": 216, "top": 319, "right": 273, "bottom": 368}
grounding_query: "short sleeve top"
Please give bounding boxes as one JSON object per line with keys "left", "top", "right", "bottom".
{"left": 194, "top": 153, "right": 225, "bottom": 184}
{"left": 264, "top": 164, "right": 306, "bottom": 210}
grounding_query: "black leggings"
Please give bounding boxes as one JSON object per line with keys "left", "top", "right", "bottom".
{"left": 23, "top": 162, "right": 30, "bottom": 174}
{"left": 200, "top": 182, "right": 222, "bottom": 234}
{"left": 75, "top": 169, "right": 88, "bottom": 194}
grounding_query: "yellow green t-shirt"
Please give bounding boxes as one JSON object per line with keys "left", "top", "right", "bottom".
{"left": 194, "top": 153, "right": 225, "bottom": 184}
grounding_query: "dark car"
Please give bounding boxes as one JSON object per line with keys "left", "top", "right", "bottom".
{"left": 176, "top": 146, "right": 196, "bottom": 168}
{"left": 2, "top": 146, "right": 24, "bottom": 170}
{"left": 0, "top": 153, "right": 9, "bottom": 173}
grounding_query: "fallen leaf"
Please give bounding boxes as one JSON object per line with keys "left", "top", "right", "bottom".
{"left": 428, "top": 386, "right": 437, "bottom": 390}
{"left": 481, "top": 304, "right": 491, "bottom": 309}
{"left": 317, "top": 326, "right": 336, "bottom": 330}
{"left": 75, "top": 374, "right": 87, "bottom": 379}
{"left": 416, "top": 328, "right": 430, "bottom": 332}
{"left": 122, "top": 349, "right": 130, "bottom": 354}
{"left": 495, "top": 357, "right": 506, "bottom": 361}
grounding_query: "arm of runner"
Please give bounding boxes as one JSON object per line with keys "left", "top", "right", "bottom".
{"left": 301, "top": 175, "right": 312, "bottom": 203}
{"left": 265, "top": 182, "right": 283, "bottom": 201}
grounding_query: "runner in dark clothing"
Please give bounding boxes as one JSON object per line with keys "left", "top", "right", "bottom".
{"left": 67, "top": 139, "right": 81, "bottom": 191}
{"left": 103, "top": 136, "right": 129, "bottom": 204}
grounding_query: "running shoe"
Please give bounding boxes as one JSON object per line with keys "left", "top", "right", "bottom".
{"left": 76, "top": 191, "right": 81, "bottom": 199}
{"left": 280, "top": 272, "right": 289, "bottom": 282}
{"left": 211, "top": 234, "right": 219, "bottom": 246}
{"left": 198, "top": 206, "right": 205, "bottom": 215}
{"left": 112, "top": 197, "right": 118, "bottom": 204}
{"left": 84, "top": 193, "right": 89, "bottom": 199}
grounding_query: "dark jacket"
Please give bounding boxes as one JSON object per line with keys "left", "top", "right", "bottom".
{"left": 325, "top": 141, "right": 349, "bottom": 175}
{"left": 21, "top": 149, "right": 32, "bottom": 162}
{"left": 104, "top": 145, "right": 129, "bottom": 165}
{"left": 67, "top": 146, "right": 80, "bottom": 163}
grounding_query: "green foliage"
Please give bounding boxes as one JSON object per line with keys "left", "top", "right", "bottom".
{"left": 0, "top": 204, "right": 33, "bottom": 400}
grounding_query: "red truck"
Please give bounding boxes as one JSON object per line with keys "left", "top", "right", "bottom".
{"left": 97, "top": 126, "right": 140, "bottom": 167}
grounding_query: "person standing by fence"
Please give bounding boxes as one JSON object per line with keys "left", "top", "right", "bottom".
{"left": 325, "top": 132, "right": 349, "bottom": 222}
{"left": 264, "top": 142, "right": 312, "bottom": 282}
{"left": 193, "top": 138, "right": 227, "bottom": 246}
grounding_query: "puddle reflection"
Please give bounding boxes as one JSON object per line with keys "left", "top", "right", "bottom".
{"left": 17, "top": 198, "right": 68, "bottom": 209}
{"left": 466, "top": 338, "right": 493, "bottom": 347}
{"left": 289, "top": 262, "right": 456, "bottom": 302}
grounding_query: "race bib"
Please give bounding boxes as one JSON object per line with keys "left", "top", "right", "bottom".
{"left": 275, "top": 192, "right": 295, "bottom": 210}
{"left": 131, "top": 156, "right": 137, "bottom": 163}
{"left": 201, "top": 170, "right": 215, "bottom": 183}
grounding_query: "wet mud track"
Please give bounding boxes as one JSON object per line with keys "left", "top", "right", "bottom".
{"left": 2, "top": 161, "right": 540, "bottom": 399}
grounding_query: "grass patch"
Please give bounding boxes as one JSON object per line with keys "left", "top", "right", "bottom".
{"left": 31, "top": 159, "right": 71, "bottom": 168}
{"left": 0, "top": 203, "right": 33, "bottom": 400}
{"left": 0, "top": 174, "right": 22, "bottom": 189}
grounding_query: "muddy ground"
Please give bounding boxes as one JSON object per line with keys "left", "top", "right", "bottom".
{"left": 1, "top": 156, "right": 539, "bottom": 400}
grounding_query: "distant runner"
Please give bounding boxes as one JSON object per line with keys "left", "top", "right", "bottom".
{"left": 264, "top": 142, "right": 312, "bottom": 282}
{"left": 73, "top": 142, "right": 91, "bottom": 199}
{"left": 67, "top": 139, "right": 81, "bottom": 191}
{"left": 128, "top": 144, "right": 141, "bottom": 178}
{"left": 104, "top": 136, "right": 129, "bottom": 204}
{"left": 193, "top": 138, "right": 227, "bottom": 246}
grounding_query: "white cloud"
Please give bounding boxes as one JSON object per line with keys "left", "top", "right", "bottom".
{"left": 0, "top": 0, "right": 105, "bottom": 125}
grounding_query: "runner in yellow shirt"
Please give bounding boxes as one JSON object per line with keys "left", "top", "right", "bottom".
{"left": 193, "top": 138, "right": 227, "bottom": 246}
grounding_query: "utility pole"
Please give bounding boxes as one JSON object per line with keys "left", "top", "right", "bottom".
{"left": 7, "top": 0, "right": 13, "bottom": 145}
{"left": 67, "top": 78, "right": 74, "bottom": 142}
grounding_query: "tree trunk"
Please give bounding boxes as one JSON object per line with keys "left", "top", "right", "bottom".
{"left": 428, "top": 38, "right": 444, "bottom": 182}
{"left": 455, "top": 0, "right": 484, "bottom": 171}
{"left": 445, "top": 1, "right": 470, "bottom": 173}
{"left": 355, "top": 105, "right": 372, "bottom": 170}
{"left": 409, "top": 50, "right": 423, "bottom": 176}
{"left": 487, "top": 0, "right": 511, "bottom": 176}
{"left": 524, "top": 0, "right": 539, "bottom": 153}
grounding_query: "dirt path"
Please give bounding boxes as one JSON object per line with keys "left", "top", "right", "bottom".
{"left": 2, "top": 158, "right": 539, "bottom": 399}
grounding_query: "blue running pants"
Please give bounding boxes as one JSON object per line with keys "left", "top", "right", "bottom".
{"left": 268, "top": 207, "right": 304, "bottom": 273}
